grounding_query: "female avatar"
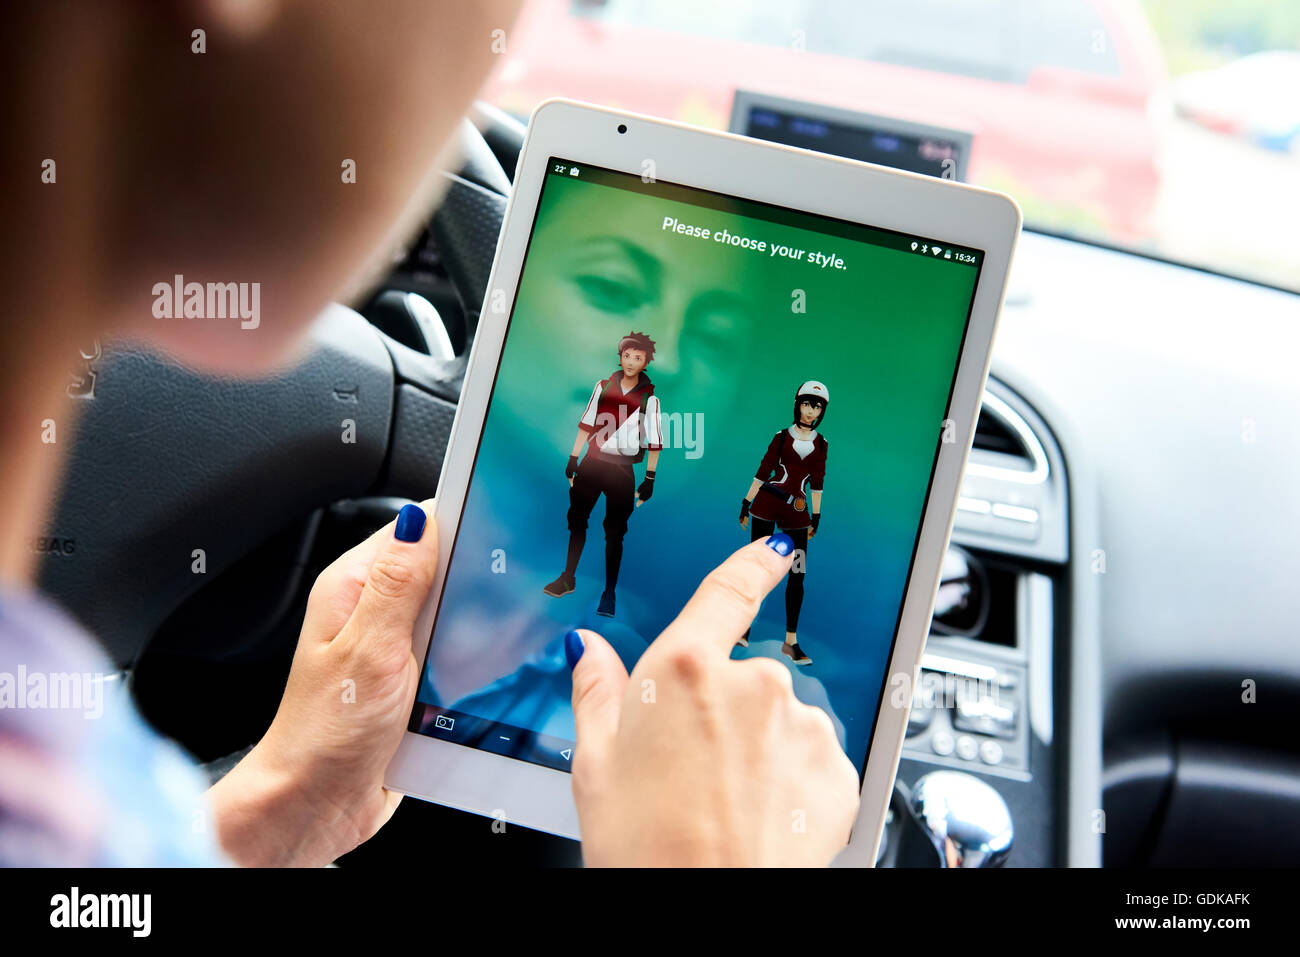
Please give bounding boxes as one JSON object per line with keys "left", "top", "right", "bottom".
{"left": 738, "top": 381, "right": 830, "bottom": 665}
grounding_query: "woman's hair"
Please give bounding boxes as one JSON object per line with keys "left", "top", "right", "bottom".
{"left": 617, "top": 331, "right": 657, "bottom": 363}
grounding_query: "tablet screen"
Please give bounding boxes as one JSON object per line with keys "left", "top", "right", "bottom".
{"left": 410, "top": 157, "right": 983, "bottom": 778}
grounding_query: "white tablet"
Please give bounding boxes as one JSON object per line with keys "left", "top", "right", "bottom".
{"left": 385, "top": 98, "right": 1021, "bottom": 865}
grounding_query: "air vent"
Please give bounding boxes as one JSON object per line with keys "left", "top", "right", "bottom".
{"left": 966, "top": 392, "right": 1050, "bottom": 485}
{"left": 973, "top": 408, "right": 1028, "bottom": 459}
{"left": 954, "top": 384, "right": 1065, "bottom": 563}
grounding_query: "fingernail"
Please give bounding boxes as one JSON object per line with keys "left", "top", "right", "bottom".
{"left": 395, "top": 504, "right": 426, "bottom": 543}
{"left": 764, "top": 533, "right": 795, "bottom": 557}
{"left": 564, "top": 629, "right": 585, "bottom": 669}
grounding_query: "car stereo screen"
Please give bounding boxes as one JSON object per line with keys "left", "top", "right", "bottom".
{"left": 411, "top": 158, "right": 983, "bottom": 777}
{"left": 740, "top": 105, "right": 966, "bottom": 180}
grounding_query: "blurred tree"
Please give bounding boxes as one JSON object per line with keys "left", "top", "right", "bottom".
{"left": 1143, "top": 0, "right": 1300, "bottom": 74}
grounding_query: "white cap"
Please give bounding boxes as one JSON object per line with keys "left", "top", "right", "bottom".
{"left": 797, "top": 380, "right": 830, "bottom": 404}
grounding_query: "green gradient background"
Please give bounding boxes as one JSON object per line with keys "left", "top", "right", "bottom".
{"left": 420, "top": 169, "right": 979, "bottom": 771}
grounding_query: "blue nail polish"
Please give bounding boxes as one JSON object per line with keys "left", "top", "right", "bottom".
{"left": 765, "top": 533, "right": 795, "bottom": 557}
{"left": 564, "top": 629, "right": 585, "bottom": 669}
{"left": 395, "top": 504, "right": 426, "bottom": 543}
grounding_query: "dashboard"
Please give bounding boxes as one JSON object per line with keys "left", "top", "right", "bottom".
{"left": 880, "top": 227, "right": 1298, "bottom": 866}
{"left": 988, "top": 231, "right": 1298, "bottom": 866}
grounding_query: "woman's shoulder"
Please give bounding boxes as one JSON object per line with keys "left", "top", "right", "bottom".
{"left": 0, "top": 590, "right": 227, "bottom": 866}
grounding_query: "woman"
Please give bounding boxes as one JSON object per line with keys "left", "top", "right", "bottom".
{"left": 2, "top": 0, "right": 857, "bottom": 867}
{"left": 739, "top": 381, "right": 830, "bottom": 666}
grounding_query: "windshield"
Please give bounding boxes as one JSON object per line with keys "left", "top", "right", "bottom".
{"left": 486, "top": 0, "right": 1299, "bottom": 291}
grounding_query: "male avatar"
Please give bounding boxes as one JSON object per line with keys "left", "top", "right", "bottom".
{"left": 544, "top": 331, "right": 663, "bottom": 617}
{"left": 738, "top": 380, "right": 830, "bottom": 665}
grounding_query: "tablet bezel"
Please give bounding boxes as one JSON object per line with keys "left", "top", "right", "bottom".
{"left": 385, "top": 98, "right": 1021, "bottom": 863}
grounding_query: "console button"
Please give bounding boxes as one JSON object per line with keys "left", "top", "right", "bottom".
{"left": 980, "top": 739, "right": 1004, "bottom": 765}
{"left": 907, "top": 688, "right": 934, "bottom": 737}
{"left": 931, "top": 731, "right": 954, "bottom": 756}
{"left": 955, "top": 735, "right": 979, "bottom": 761}
{"left": 953, "top": 688, "right": 1018, "bottom": 740}
{"left": 906, "top": 707, "right": 932, "bottom": 737}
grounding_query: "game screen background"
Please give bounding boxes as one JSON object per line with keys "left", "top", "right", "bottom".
{"left": 413, "top": 159, "right": 981, "bottom": 775}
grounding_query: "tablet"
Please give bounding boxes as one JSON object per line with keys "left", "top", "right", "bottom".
{"left": 385, "top": 98, "right": 1021, "bottom": 866}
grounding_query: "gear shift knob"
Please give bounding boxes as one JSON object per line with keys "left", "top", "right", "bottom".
{"left": 907, "top": 770, "right": 1014, "bottom": 868}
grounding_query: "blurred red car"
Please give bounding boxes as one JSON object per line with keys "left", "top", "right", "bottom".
{"left": 486, "top": 0, "right": 1169, "bottom": 243}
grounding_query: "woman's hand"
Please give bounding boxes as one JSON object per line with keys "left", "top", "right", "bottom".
{"left": 208, "top": 500, "right": 438, "bottom": 866}
{"left": 567, "top": 536, "right": 860, "bottom": 867}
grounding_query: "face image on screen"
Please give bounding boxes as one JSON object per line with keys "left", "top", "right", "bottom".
{"left": 410, "top": 158, "right": 983, "bottom": 778}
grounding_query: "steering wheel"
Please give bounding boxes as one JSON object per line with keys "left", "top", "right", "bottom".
{"left": 39, "top": 104, "right": 525, "bottom": 672}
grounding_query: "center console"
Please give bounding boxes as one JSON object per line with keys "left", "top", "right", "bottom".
{"left": 879, "top": 378, "right": 1072, "bottom": 866}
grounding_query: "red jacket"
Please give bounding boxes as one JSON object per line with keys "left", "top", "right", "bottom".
{"left": 577, "top": 371, "right": 662, "bottom": 464}
{"left": 750, "top": 427, "right": 828, "bottom": 529}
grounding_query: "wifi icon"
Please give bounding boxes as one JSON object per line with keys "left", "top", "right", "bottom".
{"left": 932, "top": 246, "right": 943, "bottom": 256}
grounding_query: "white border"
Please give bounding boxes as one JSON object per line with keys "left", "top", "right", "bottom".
{"left": 386, "top": 99, "right": 1022, "bottom": 861}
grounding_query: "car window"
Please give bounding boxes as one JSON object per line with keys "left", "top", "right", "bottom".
{"left": 574, "top": 0, "right": 1121, "bottom": 81}
{"left": 497, "top": 0, "right": 1299, "bottom": 292}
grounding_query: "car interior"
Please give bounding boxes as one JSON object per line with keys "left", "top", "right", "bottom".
{"left": 37, "top": 1, "right": 1300, "bottom": 868}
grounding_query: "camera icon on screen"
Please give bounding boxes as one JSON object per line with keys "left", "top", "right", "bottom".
{"left": 435, "top": 714, "right": 455, "bottom": 732}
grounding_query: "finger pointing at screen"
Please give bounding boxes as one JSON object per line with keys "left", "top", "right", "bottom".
{"left": 567, "top": 536, "right": 860, "bottom": 867}
{"left": 659, "top": 534, "right": 797, "bottom": 657}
